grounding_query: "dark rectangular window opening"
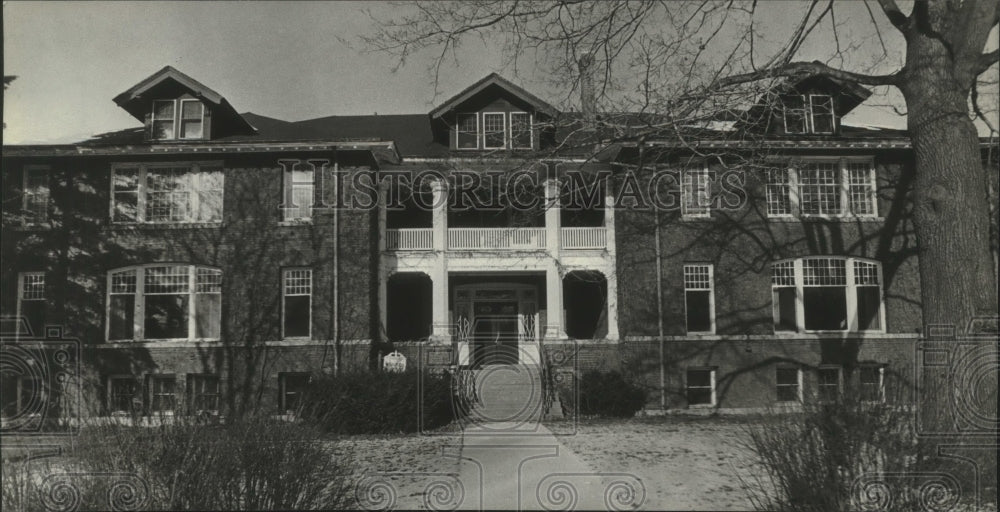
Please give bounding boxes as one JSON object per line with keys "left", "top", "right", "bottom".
{"left": 803, "top": 287, "right": 847, "bottom": 330}
{"left": 776, "top": 367, "right": 800, "bottom": 402}
{"left": 685, "top": 290, "right": 712, "bottom": 333}
{"left": 149, "top": 375, "right": 177, "bottom": 413}
{"left": 280, "top": 373, "right": 311, "bottom": 414}
{"left": 817, "top": 367, "right": 841, "bottom": 402}
{"left": 774, "top": 288, "right": 797, "bottom": 331}
{"left": 144, "top": 294, "right": 190, "bottom": 339}
{"left": 686, "top": 369, "right": 715, "bottom": 406}
{"left": 856, "top": 286, "right": 882, "bottom": 331}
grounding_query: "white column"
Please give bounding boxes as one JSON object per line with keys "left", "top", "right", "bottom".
{"left": 379, "top": 268, "right": 389, "bottom": 340}
{"left": 544, "top": 178, "right": 561, "bottom": 257}
{"left": 604, "top": 180, "right": 619, "bottom": 340}
{"left": 544, "top": 263, "right": 565, "bottom": 339}
{"left": 430, "top": 180, "right": 450, "bottom": 342}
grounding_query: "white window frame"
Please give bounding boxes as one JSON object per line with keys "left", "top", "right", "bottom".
{"left": 22, "top": 165, "right": 51, "bottom": 225}
{"left": 148, "top": 374, "right": 177, "bottom": 414}
{"left": 151, "top": 99, "right": 206, "bottom": 141}
{"left": 281, "top": 161, "right": 316, "bottom": 222}
{"left": 683, "top": 264, "right": 716, "bottom": 334}
{"left": 16, "top": 272, "right": 46, "bottom": 336}
{"left": 178, "top": 99, "right": 205, "bottom": 140}
{"left": 808, "top": 94, "right": 836, "bottom": 134}
{"left": 109, "top": 162, "right": 224, "bottom": 224}
{"left": 770, "top": 256, "right": 887, "bottom": 334}
{"left": 817, "top": 366, "right": 843, "bottom": 403}
{"left": 765, "top": 167, "right": 795, "bottom": 218}
{"left": 782, "top": 94, "right": 809, "bottom": 134}
{"left": 685, "top": 368, "right": 717, "bottom": 408}
{"left": 104, "top": 264, "right": 222, "bottom": 342}
{"left": 681, "top": 166, "right": 712, "bottom": 218}
{"left": 773, "top": 158, "right": 877, "bottom": 219}
{"left": 482, "top": 112, "right": 507, "bottom": 150}
{"left": 281, "top": 268, "right": 313, "bottom": 340}
{"left": 775, "top": 366, "right": 803, "bottom": 403}
{"left": 858, "top": 364, "right": 886, "bottom": 403}
{"left": 455, "top": 112, "right": 479, "bottom": 150}
{"left": 509, "top": 112, "right": 534, "bottom": 150}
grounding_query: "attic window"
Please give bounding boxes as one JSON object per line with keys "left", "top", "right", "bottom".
{"left": 455, "top": 112, "right": 533, "bottom": 150}
{"left": 151, "top": 99, "right": 205, "bottom": 140}
{"left": 457, "top": 113, "right": 478, "bottom": 149}
{"left": 782, "top": 94, "right": 835, "bottom": 134}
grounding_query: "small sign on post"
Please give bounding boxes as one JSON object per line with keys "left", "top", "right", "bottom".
{"left": 382, "top": 350, "right": 407, "bottom": 373}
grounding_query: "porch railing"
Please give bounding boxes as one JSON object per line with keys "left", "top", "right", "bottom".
{"left": 560, "top": 227, "right": 607, "bottom": 249}
{"left": 385, "top": 228, "right": 433, "bottom": 250}
{"left": 447, "top": 228, "right": 547, "bottom": 250}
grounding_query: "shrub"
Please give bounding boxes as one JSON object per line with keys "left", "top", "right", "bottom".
{"left": 299, "top": 368, "right": 458, "bottom": 434}
{"left": 70, "top": 415, "right": 353, "bottom": 510}
{"left": 577, "top": 370, "right": 647, "bottom": 418}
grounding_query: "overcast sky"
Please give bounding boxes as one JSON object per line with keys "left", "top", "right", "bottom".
{"left": 3, "top": 1, "right": 997, "bottom": 144}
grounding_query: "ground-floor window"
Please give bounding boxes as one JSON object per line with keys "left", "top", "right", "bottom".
{"left": 148, "top": 375, "right": 177, "bottom": 413}
{"left": 0, "top": 376, "right": 45, "bottom": 419}
{"left": 686, "top": 368, "right": 716, "bottom": 407}
{"left": 775, "top": 367, "right": 802, "bottom": 403}
{"left": 279, "top": 372, "right": 311, "bottom": 414}
{"left": 187, "top": 374, "right": 220, "bottom": 414}
{"left": 817, "top": 366, "right": 842, "bottom": 403}
{"left": 108, "top": 376, "right": 142, "bottom": 414}
{"left": 859, "top": 365, "right": 885, "bottom": 403}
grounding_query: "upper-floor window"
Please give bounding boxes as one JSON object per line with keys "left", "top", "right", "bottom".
{"left": 106, "top": 264, "right": 222, "bottom": 341}
{"left": 17, "top": 272, "right": 46, "bottom": 336}
{"left": 765, "top": 160, "right": 877, "bottom": 219}
{"left": 771, "top": 257, "right": 885, "bottom": 333}
{"left": 111, "top": 163, "right": 223, "bottom": 224}
{"left": 281, "top": 162, "right": 316, "bottom": 222}
{"left": 782, "top": 94, "right": 835, "bottom": 134}
{"left": 282, "top": 268, "right": 312, "bottom": 339}
{"left": 22, "top": 166, "right": 50, "bottom": 224}
{"left": 152, "top": 99, "right": 205, "bottom": 140}
{"left": 454, "top": 112, "right": 534, "bottom": 150}
{"left": 681, "top": 168, "right": 712, "bottom": 218}
{"left": 684, "top": 264, "right": 715, "bottom": 334}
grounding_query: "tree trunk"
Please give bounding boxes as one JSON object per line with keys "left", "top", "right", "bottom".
{"left": 901, "top": 36, "right": 999, "bottom": 333}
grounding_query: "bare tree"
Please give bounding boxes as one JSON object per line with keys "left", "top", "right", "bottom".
{"left": 361, "top": 0, "right": 999, "bottom": 333}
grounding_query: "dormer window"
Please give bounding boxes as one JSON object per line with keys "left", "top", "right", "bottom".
{"left": 151, "top": 99, "right": 205, "bottom": 140}
{"left": 782, "top": 95, "right": 835, "bottom": 134}
{"left": 454, "top": 112, "right": 534, "bottom": 150}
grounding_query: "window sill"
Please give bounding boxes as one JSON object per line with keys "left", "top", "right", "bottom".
{"left": 107, "top": 222, "right": 224, "bottom": 230}
{"left": 790, "top": 215, "right": 882, "bottom": 223}
{"left": 7, "top": 224, "right": 53, "bottom": 232}
{"left": 686, "top": 403, "right": 717, "bottom": 409}
{"left": 680, "top": 214, "right": 712, "bottom": 221}
{"left": 278, "top": 220, "right": 313, "bottom": 226}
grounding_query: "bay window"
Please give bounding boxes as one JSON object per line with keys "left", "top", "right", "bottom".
{"left": 106, "top": 265, "right": 222, "bottom": 341}
{"left": 111, "top": 163, "right": 223, "bottom": 224}
{"left": 765, "top": 159, "right": 877, "bottom": 218}
{"left": 770, "top": 257, "right": 885, "bottom": 333}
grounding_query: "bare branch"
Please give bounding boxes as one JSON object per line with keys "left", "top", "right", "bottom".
{"left": 715, "top": 60, "right": 898, "bottom": 89}
{"left": 875, "top": 0, "right": 909, "bottom": 32}
{"left": 979, "top": 48, "right": 1000, "bottom": 75}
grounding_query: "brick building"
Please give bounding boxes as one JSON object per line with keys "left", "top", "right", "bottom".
{"left": 1, "top": 65, "right": 943, "bottom": 418}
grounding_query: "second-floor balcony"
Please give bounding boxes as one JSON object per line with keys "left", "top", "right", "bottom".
{"left": 385, "top": 227, "right": 608, "bottom": 251}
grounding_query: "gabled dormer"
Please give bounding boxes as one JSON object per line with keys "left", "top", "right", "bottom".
{"left": 113, "top": 66, "right": 257, "bottom": 142}
{"left": 740, "top": 68, "right": 872, "bottom": 137}
{"left": 428, "top": 73, "right": 559, "bottom": 152}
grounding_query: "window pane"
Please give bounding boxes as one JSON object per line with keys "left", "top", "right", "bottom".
{"left": 281, "top": 373, "right": 310, "bottom": 413}
{"left": 774, "top": 288, "right": 797, "bottom": 331}
{"left": 283, "top": 296, "right": 310, "bottom": 338}
{"left": 152, "top": 121, "right": 174, "bottom": 140}
{"left": 687, "top": 369, "right": 712, "bottom": 387}
{"left": 856, "top": 286, "right": 882, "bottom": 331}
{"left": 113, "top": 192, "right": 139, "bottom": 222}
{"left": 150, "top": 377, "right": 176, "bottom": 413}
{"left": 799, "top": 163, "right": 841, "bottom": 215}
{"left": 803, "top": 287, "right": 847, "bottom": 330}
{"left": 154, "top": 101, "right": 175, "bottom": 119}
{"left": 457, "top": 114, "right": 478, "bottom": 149}
{"left": 848, "top": 163, "right": 875, "bottom": 215}
{"left": 195, "top": 294, "right": 221, "bottom": 338}
{"left": 109, "top": 295, "right": 135, "bottom": 340}
{"left": 146, "top": 168, "right": 192, "bottom": 222}
{"left": 810, "top": 96, "right": 835, "bottom": 133}
{"left": 181, "top": 100, "right": 203, "bottom": 119}
{"left": 783, "top": 96, "right": 807, "bottom": 134}
{"left": 189, "top": 376, "right": 220, "bottom": 413}
{"left": 687, "top": 388, "right": 713, "bottom": 405}
{"left": 776, "top": 368, "right": 798, "bottom": 385}
{"left": 180, "top": 120, "right": 203, "bottom": 139}
{"left": 483, "top": 113, "right": 505, "bottom": 148}
{"left": 144, "top": 295, "right": 189, "bottom": 339}
{"left": 510, "top": 113, "right": 532, "bottom": 149}
{"left": 685, "top": 290, "right": 712, "bottom": 333}
{"left": 765, "top": 168, "right": 791, "bottom": 216}
{"left": 113, "top": 168, "right": 140, "bottom": 191}
{"left": 20, "top": 302, "right": 46, "bottom": 337}
{"left": 818, "top": 369, "right": 840, "bottom": 401}
{"left": 196, "top": 169, "right": 224, "bottom": 222}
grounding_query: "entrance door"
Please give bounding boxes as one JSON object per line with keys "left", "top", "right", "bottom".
{"left": 472, "top": 301, "right": 519, "bottom": 365}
